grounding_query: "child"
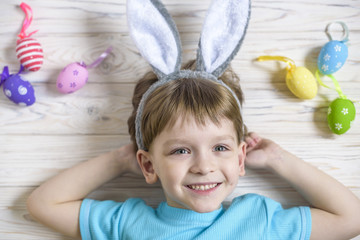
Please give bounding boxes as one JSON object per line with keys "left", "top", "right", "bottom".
{"left": 27, "top": 0, "right": 360, "bottom": 239}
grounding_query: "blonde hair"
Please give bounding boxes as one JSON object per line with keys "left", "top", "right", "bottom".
{"left": 128, "top": 60, "right": 246, "bottom": 151}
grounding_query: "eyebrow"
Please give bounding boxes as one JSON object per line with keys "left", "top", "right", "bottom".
{"left": 164, "top": 135, "right": 235, "bottom": 146}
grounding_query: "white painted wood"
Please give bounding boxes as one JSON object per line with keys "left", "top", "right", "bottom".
{"left": 0, "top": 0, "right": 359, "bottom": 239}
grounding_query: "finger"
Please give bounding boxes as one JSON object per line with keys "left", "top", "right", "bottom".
{"left": 245, "top": 135, "right": 256, "bottom": 149}
{"left": 248, "top": 132, "right": 261, "bottom": 141}
{"left": 245, "top": 132, "right": 261, "bottom": 148}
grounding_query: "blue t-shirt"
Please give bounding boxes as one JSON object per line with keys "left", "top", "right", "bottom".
{"left": 80, "top": 193, "right": 311, "bottom": 240}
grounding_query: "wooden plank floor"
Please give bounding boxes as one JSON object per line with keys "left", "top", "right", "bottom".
{"left": 1, "top": 0, "right": 359, "bottom": 239}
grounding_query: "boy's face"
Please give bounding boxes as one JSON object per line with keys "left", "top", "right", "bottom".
{"left": 137, "top": 116, "right": 246, "bottom": 213}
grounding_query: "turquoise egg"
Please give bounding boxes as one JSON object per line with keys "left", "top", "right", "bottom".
{"left": 317, "top": 40, "right": 348, "bottom": 75}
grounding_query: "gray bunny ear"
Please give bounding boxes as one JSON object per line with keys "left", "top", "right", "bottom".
{"left": 127, "top": 0, "right": 182, "bottom": 78}
{"left": 197, "top": 0, "right": 251, "bottom": 77}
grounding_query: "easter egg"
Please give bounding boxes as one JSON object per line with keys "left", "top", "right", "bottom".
{"left": 56, "top": 62, "right": 89, "bottom": 94}
{"left": 327, "top": 98, "right": 355, "bottom": 135}
{"left": 317, "top": 40, "right": 348, "bottom": 75}
{"left": 2, "top": 74, "right": 35, "bottom": 106}
{"left": 286, "top": 66, "right": 317, "bottom": 99}
{"left": 16, "top": 38, "right": 44, "bottom": 72}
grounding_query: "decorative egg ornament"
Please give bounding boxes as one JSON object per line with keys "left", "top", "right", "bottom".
{"left": 16, "top": 37, "right": 43, "bottom": 72}
{"left": 16, "top": 2, "right": 43, "bottom": 72}
{"left": 286, "top": 66, "right": 317, "bottom": 99}
{"left": 318, "top": 40, "right": 348, "bottom": 75}
{"left": 327, "top": 98, "right": 355, "bottom": 135}
{"left": 257, "top": 56, "right": 317, "bottom": 99}
{"left": 57, "top": 62, "right": 89, "bottom": 94}
{"left": 56, "top": 47, "right": 112, "bottom": 94}
{"left": 317, "top": 22, "right": 349, "bottom": 75}
{"left": 0, "top": 66, "right": 35, "bottom": 106}
{"left": 316, "top": 73, "right": 357, "bottom": 135}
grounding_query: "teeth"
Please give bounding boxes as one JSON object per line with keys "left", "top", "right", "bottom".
{"left": 188, "top": 183, "right": 218, "bottom": 191}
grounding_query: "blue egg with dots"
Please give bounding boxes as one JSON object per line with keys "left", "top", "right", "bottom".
{"left": 3, "top": 74, "right": 35, "bottom": 106}
{"left": 317, "top": 40, "right": 348, "bottom": 75}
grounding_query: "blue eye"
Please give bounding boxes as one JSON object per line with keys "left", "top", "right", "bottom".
{"left": 172, "top": 148, "right": 190, "bottom": 155}
{"left": 214, "top": 145, "right": 228, "bottom": 152}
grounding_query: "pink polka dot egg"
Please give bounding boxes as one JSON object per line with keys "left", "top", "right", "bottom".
{"left": 56, "top": 62, "right": 88, "bottom": 94}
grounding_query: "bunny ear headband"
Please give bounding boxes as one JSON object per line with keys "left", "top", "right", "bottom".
{"left": 127, "top": 0, "right": 251, "bottom": 150}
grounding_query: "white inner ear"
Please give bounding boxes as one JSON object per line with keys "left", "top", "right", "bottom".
{"left": 127, "top": 0, "right": 179, "bottom": 75}
{"left": 201, "top": 0, "right": 249, "bottom": 73}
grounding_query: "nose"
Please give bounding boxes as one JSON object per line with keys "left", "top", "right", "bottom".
{"left": 189, "top": 151, "right": 216, "bottom": 175}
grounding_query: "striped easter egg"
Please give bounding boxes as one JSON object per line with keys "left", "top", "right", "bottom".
{"left": 16, "top": 38, "right": 43, "bottom": 72}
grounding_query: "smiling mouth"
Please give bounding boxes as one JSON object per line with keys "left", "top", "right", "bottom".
{"left": 186, "top": 183, "right": 221, "bottom": 191}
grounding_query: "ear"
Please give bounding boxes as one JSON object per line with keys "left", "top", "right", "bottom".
{"left": 127, "top": 0, "right": 182, "bottom": 79}
{"left": 136, "top": 149, "right": 158, "bottom": 184}
{"left": 237, "top": 141, "right": 247, "bottom": 177}
{"left": 196, "top": 0, "right": 251, "bottom": 77}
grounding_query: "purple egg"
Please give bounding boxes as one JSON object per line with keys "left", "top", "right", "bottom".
{"left": 2, "top": 74, "right": 35, "bottom": 106}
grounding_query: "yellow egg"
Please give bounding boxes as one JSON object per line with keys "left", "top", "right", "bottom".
{"left": 286, "top": 67, "right": 318, "bottom": 99}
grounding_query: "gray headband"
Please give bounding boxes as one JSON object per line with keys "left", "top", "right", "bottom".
{"left": 127, "top": 0, "right": 251, "bottom": 150}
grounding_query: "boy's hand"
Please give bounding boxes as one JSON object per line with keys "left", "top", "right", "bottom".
{"left": 244, "top": 132, "right": 284, "bottom": 170}
{"left": 114, "top": 143, "right": 143, "bottom": 177}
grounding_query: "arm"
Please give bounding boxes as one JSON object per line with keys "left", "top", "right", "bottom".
{"left": 27, "top": 143, "right": 141, "bottom": 238}
{"left": 245, "top": 133, "right": 360, "bottom": 240}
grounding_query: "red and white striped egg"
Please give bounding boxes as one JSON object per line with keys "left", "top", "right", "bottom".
{"left": 16, "top": 38, "right": 43, "bottom": 72}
